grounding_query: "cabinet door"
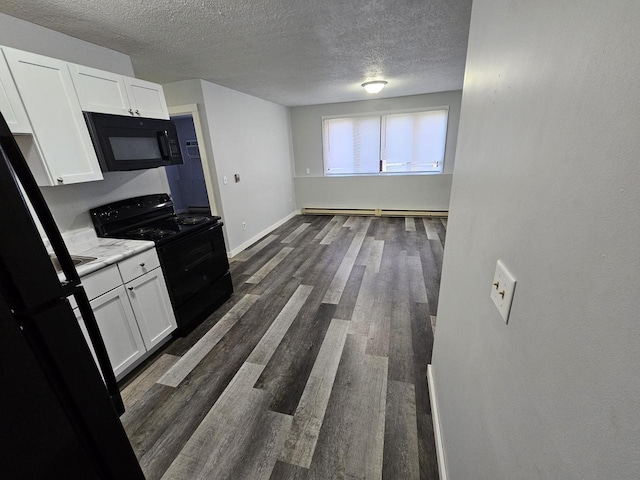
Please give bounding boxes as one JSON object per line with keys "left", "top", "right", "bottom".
{"left": 126, "top": 268, "right": 177, "bottom": 350}
{"left": 124, "top": 77, "right": 169, "bottom": 120}
{"left": 90, "top": 285, "right": 146, "bottom": 379}
{"left": 69, "top": 64, "right": 132, "bottom": 116}
{"left": 2, "top": 47, "right": 103, "bottom": 185}
{"left": 0, "top": 51, "right": 31, "bottom": 134}
{"left": 73, "top": 307, "right": 104, "bottom": 382}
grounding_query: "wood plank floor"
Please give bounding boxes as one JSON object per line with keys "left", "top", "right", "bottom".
{"left": 120, "top": 214, "right": 446, "bottom": 480}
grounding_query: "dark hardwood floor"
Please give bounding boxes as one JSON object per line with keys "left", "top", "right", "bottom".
{"left": 119, "top": 214, "right": 446, "bottom": 480}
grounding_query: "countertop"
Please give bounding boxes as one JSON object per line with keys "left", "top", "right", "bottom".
{"left": 52, "top": 229, "right": 155, "bottom": 281}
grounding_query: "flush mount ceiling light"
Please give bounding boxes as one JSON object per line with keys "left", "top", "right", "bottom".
{"left": 362, "top": 80, "right": 388, "bottom": 94}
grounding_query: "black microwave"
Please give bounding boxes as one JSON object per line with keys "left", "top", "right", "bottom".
{"left": 84, "top": 112, "right": 183, "bottom": 172}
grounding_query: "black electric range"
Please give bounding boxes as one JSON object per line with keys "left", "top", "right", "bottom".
{"left": 90, "top": 194, "right": 233, "bottom": 334}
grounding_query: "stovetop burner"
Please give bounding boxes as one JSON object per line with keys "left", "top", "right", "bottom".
{"left": 152, "top": 229, "right": 177, "bottom": 239}
{"left": 177, "top": 215, "right": 209, "bottom": 226}
{"left": 126, "top": 227, "right": 157, "bottom": 236}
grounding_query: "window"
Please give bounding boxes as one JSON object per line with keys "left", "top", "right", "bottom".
{"left": 322, "top": 108, "right": 448, "bottom": 176}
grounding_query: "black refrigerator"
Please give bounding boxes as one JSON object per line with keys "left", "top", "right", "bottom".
{"left": 0, "top": 112, "right": 145, "bottom": 479}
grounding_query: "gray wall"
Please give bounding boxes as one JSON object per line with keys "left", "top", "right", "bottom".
{"left": 0, "top": 13, "right": 170, "bottom": 233}
{"left": 164, "top": 79, "right": 297, "bottom": 255}
{"left": 199, "top": 80, "right": 296, "bottom": 255}
{"left": 290, "top": 91, "right": 461, "bottom": 210}
{"left": 432, "top": 1, "right": 640, "bottom": 479}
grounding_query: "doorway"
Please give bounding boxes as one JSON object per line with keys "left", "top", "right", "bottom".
{"left": 164, "top": 105, "right": 218, "bottom": 215}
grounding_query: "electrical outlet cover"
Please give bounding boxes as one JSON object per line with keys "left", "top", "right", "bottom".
{"left": 490, "top": 260, "right": 517, "bottom": 323}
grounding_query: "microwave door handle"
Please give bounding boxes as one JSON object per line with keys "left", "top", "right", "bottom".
{"left": 157, "top": 131, "right": 170, "bottom": 160}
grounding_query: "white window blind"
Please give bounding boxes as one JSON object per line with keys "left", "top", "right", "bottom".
{"left": 381, "top": 110, "right": 448, "bottom": 173}
{"left": 322, "top": 116, "right": 381, "bottom": 175}
{"left": 322, "top": 108, "right": 448, "bottom": 176}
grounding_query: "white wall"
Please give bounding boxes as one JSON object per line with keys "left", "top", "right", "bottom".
{"left": 39, "top": 170, "right": 170, "bottom": 232}
{"left": 0, "top": 13, "right": 170, "bottom": 232}
{"left": 164, "top": 79, "right": 297, "bottom": 255}
{"left": 0, "top": 13, "right": 134, "bottom": 76}
{"left": 432, "top": 1, "right": 640, "bottom": 479}
{"left": 290, "top": 91, "right": 461, "bottom": 210}
{"left": 200, "top": 80, "right": 296, "bottom": 254}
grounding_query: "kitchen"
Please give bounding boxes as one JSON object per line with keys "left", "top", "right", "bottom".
{"left": 0, "top": 4, "right": 466, "bottom": 480}
{"left": 4, "top": 2, "right": 640, "bottom": 480}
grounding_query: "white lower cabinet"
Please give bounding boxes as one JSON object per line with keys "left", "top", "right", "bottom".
{"left": 126, "top": 269, "right": 177, "bottom": 350}
{"left": 77, "top": 286, "right": 146, "bottom": 378}
{"left": 74, "top": 249, "right": 176, "bottom": 380}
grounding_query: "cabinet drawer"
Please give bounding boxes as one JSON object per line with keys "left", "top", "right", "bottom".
{"left": 71, "top": 264, "right": 121, "bottom": 308}
{"left": 118, "top": 248, "right": 160, "bottom": 284}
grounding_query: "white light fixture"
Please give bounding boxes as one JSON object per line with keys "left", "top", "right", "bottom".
{"left": 362, "top": 80, "right": 388, "bottom": 94}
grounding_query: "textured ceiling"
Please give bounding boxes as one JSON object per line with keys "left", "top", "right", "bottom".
{"left": 0, "top": 0, "right": 472, "bottom": 106}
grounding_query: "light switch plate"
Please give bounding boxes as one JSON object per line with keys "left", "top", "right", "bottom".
{"left": 491, "top": 260, "right": 517, "bottom": 323}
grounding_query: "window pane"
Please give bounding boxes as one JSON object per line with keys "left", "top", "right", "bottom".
{"left": 381, "top": 110, "right": 448, "bottom": 173}
{"left": 323, "top": 116, "right": 380, "bottom": 175}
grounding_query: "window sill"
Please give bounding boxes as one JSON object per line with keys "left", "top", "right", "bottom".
{"left": 294, "top": 172, "right": 450, "bottom": 179}
{"left": 324, "top": 171, "right": 445, "bottom": 178}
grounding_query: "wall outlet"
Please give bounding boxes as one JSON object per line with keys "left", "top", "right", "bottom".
{"left": 490, "top": 260, "right": 517, "bottom": 323}
{"left": 223, "top": 176, "right": 228, "bottom": 185}
{"left": 242, "top": 222, "right": 246, "bottom": 230}
{"left": 234, "top": 174, "right": 240, "bottom": 183}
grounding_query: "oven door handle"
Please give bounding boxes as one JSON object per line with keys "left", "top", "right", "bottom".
{"left": 157, "top": 131, "right": 170, "bottom": 160}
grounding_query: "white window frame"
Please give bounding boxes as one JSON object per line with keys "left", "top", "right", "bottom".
{"left": 321, "top": 106, "right": 449, "bottom": 177}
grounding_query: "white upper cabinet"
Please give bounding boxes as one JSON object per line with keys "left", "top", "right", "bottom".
{"left": 69, "top": 64, "right": 131, "bottom": 117}
{"left": 2, "top": 47, "right": 103, "bottom": 186}
{"left": 0, "top": 53, "right": 32, "bottom": 134}
{"left": 71, "top": 64, "right": 169, "bottom": 120}
{"left": 124, "top": 78, "right": 169, "bottom": 120}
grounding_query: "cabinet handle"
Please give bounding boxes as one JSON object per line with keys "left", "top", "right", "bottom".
{"left": 128, "top": 287, "right": 134, "bottom": 291}
{"left": 135, "top": 109, "right": 141, "bottom": 115}
{"left": 128, "top": 108, "right": 134, "bottom": 115}
{"left": 56, "top": 177, "right": 64, "bottom": 184}
{"left": 139, "top": 262, "right": 146, "bottom": 267}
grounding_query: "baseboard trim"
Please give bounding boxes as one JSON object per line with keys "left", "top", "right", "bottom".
{"left": 428, "top": 364, "right": 449, "bottom": 480}
{"left": 228, "top": 210, "right": 300, "bottom": 258}
{"left": 302, "top": 207, "right": 448, "bottom": 217}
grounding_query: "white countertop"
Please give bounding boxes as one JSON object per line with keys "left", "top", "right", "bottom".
{"left": 52, "top": 228, "right": 155, "bottom": 280}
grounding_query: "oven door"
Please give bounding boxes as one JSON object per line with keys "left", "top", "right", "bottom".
{"left": 157, "top": 224, "right": 232, "bottom": 330}
{"left": 84, "top": 112, "right": 183, "bottom": 171}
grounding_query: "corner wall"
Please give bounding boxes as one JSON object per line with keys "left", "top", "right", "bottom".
{"left": 432, "top": 1, "right": 640, "bottom": 479}
{"left": 0, "top": 13, "right": 170, "bottom": 233}
{"left": 290, "top": 91, "right": 462, "bottom": 211}
{"left": 199, "top": 80, "right": 296, "bottom": 255}
{"left": 163, "top": 79, "right": 297, "bottom": 255}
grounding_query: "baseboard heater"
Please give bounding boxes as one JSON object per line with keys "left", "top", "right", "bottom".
{"left": 301, "top": 207, "right": 448, "bottom": 218}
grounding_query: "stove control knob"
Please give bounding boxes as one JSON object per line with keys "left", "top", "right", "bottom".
{"left": 139, "top": 263, "right": 145, "bottom": 267}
